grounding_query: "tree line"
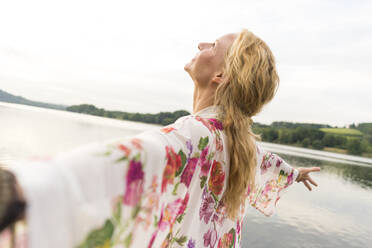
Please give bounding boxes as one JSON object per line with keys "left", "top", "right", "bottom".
{"left": 253, "top": 122, "right": 372, "bottom": 156}
{"left": 66, "top": 104, "right": 190, "bottom": 126}
{"left": 66, "top": 104, "right": 372, "bottom": 157}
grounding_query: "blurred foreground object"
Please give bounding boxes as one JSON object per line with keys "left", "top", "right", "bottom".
{"left": 0, "top": 166, "right": 27, "bottom": 247}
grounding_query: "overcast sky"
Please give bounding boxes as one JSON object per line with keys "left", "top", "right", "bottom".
{"left": 0, "top": 0, "right": 371, "bottom": 127}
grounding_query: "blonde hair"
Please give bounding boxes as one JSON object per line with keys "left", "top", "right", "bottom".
{"left": 215, "top": 29, "right": 280, "bottom": 218}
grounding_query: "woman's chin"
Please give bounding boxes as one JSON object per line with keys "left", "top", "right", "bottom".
{"left": 184, "top": 59, "right": 195, "bottom": 72}
{"left": 184, "top": 63, "right": 191, "bottom": 72}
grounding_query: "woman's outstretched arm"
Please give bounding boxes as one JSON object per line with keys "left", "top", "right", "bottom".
{"left": 2, "top": 131, "right": 169, "bottom": 247}
{"left": 248, "top": 145, "right": 320, "bottom": 217}
{"left": 0, "top": 114, "right": 214, "bottom": 247}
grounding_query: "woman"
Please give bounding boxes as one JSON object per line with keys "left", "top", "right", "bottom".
{"left": 0, "top": 29, "right": 320, "bottom": 247}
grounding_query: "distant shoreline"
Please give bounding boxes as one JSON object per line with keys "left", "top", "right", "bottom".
{"left": 2, "top": 101, "right": 372, "bottom": 167}
{"left": 1, "top": 94, "right": 372, "bottom": 159}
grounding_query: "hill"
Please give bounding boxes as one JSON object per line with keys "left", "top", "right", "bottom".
{"left": 0, "top": 89, "right": 66, "bottom": 110}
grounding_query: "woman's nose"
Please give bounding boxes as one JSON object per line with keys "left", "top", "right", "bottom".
{"left": 198, "top": 42, "right": 208, "bottom": 50}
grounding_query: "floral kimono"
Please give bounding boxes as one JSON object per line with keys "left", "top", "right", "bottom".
{"left": 3, "top": 105, "right": 299, "bottom": 248}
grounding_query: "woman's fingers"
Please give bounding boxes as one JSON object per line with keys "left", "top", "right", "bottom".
{"left": 308, "top": 177, "right": 318, "bottom": 187}
{"left": 305, "top": 167, "right": 321, "bottom": 173}
{"left": 303, "top": 180, "right": 312, "bottom": 191}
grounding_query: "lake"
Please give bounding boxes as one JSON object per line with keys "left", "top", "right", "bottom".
{"left": 1, "top": 102, "right": 371, "bottom": 248}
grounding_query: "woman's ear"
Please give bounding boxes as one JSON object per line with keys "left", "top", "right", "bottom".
{"left": 212, "top": 72, "right": 224, "bottom": 84}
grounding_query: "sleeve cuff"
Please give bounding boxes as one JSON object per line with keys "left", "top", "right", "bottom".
{"left": 293, "top": 167, "right": 300, "bottom": 184}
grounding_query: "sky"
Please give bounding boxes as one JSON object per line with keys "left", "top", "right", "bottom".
{"left": 0, "top": 0, "right": 371, "bottom": 127}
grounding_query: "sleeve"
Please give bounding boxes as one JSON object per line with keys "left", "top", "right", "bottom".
{"left": 5, "top": 115, "right": 207, "bottom": 248}
{"left": 6, "top": 129, "right": 170, "bottom": 248}
{"left": 247, "top": 144, "right": 299, "bottom": 217}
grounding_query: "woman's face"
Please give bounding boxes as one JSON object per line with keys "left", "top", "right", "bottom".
{"left": 185, "top": 33, "right": 237, "bottom": 87}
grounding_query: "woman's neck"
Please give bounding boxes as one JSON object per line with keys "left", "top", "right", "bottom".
{"left": 192, "top": 85, "right": 216, "bottom": 114}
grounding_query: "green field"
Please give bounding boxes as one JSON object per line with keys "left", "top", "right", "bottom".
{"left": 320, "top": 128, "right": 363, "bottom": 136}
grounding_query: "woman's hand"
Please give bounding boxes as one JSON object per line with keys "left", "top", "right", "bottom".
{"left": 295, "top": 167, "right": 321, "bottom": 191}
{"left": 0, "top": 167, "right": 26, "bottom": 231}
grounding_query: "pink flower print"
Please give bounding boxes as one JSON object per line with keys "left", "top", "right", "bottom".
{"left": 131, "top": 137, "right": 143, "bottom": 150}
{"left": 236, "top": 220, "right": 241, "bottom": 235}
{"left": 203, "top": 228, "right": 218, "bottom": 248}
{"left": 275, "top": 196, "right": 281, "bottom": 206}
{"left": 199, "top": 188, "right": 215, "bottom": 224}
{"left": 144, "top": 192, "right": 159, "bottom": 229}
{"left": 286, "top": 170, "right": 294, "bottom": 185}
{"left": 200, "top": 146, "right": 212, "bottom": 177}
{"left": 208, "top": 160, "right": 225, "bottom": 196}
{"left": 143, "top": 176, "right": 160, "bottom": 230}
{"left": 217, "top": 229, "right": 235, "bottom": 248}
{"left": 237, "top": 220, "right": 243, "bottom": 242}
{"left": 148, "top": 231, "right": 157, "bottom": 248}
{"left": 260, "top": 154, "right": 273, "bottom": 174}
{"left": 208, "top": 118, "right": 223, "bottom": 130}
{"left": 159, "top": 198, "right": 182, "bottom": 231}
{"left": 123, "top": 160, "right": 144, "bottom": 206}
{"left": 262, "top": 183, "right": 272, "bottom": 195}
{"left": 276, "top": 157, "right": 283, "bottom": 167}
{"left": 216, "top": 136, "right": 223, "bottom": 152}
{"left": 246, "top": 185, "right": 251, "bottom": 196}
{"left": 156, "top": 194, "right": 189, "bottom": 236}
{"left": 118, "top": 143, "right": 131, "bottom": 157}
{"left": 200, "top": 145, "right": 209, "bottom": 159}
{"left": 148, "top": 204, "right": 165, "bottom": 248}
{"left": 161, "top": 146, "right": 182, "bottom": 193}
{"left": 177, "top": 193, "right": 190, "bottom": 216}
{"left": 196, "top": 116, "right": 214, "bottom": 132}
{"left": 211, "top": 204, "right": 227, "bottom": 226}
{"left": 161, "top": 126, "right": 175, "bottom": 133}
{"left": 181, "top": 157, "right": 198, "bottom": 187}
{"left": 166, "top": 198, "right": 182, "bottom": 219}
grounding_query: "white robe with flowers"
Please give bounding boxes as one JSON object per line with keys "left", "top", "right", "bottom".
{"left": 4, "top": 105, "right": 299, "bottom": 248}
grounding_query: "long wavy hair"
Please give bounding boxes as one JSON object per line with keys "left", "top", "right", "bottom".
{"left": 215, "top": 29, "right": 280, "bottom": 218}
